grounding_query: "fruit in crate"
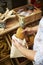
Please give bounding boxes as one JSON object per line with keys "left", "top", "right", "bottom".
{"left": 29, "top": 35, "right": 34, "bottom": 43}
{"left": 0, "top": 38, "right": 10, "bottom": 61}
{"left": 16, "top": 27, "right": 24, "bottom": 40}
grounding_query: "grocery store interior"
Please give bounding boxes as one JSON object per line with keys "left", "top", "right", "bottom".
{"left": 0, "top": 0, "right": 43, "bottom": 65}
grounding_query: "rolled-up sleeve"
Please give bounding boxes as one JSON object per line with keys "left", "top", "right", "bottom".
{"left": 33, "top": 51, "right": 43, "bottom": 65}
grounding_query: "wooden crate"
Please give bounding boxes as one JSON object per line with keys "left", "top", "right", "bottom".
{"left": 0, "top": 57, "right": 14, "bottom": 65}
{"left": 0, "top": 36, "right": 10, "bottom": 62}
{"left": 14, "top": 4, "right": 42, "bottom": 24}
{"left": 0, "top": 4, "right": 42, "bottom": 36}
{"left": 0, "top": 35, "right": 15, "bottom": 65}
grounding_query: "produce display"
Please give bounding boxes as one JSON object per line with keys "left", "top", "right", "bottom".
{"left": 0, "top": 8, "right": 16, "bottom": 30}
{"left": 16, "top": 5, "right": 35, "bottom": 17}
{"left": 0, "top": 37, "right": 10, "bottom": 61}
{"left": 24, "top": 21, "right": 38, "bottom": 47}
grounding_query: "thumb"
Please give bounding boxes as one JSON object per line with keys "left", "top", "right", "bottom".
{"left": 22, "top": 29, "right": 27, "bottom": 33}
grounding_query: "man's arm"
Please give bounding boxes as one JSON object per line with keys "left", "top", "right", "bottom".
{"left": 29, "top": 25, "right": 38, "bottom": 32}
{"left": 17, "top": 43, "right": 36, "bottom": 61}
{"left": 23, "top": 25, "right": 39, "bottom": 33}
{"left": 12, "top": 39, "right": 36, "bottom": 61}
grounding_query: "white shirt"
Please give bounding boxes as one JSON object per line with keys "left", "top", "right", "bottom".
{"left": 33, "top": 17, "right": 43, "bottom": 65}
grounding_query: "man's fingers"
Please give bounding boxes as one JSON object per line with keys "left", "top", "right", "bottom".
{"left": 22, "top": 29, "right": 27, "bottom": 33}
{"left": 12, "top": 38, "right": 18, "bottom": 44}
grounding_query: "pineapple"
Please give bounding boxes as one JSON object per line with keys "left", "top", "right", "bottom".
{"left": 16, "top": 27, "right": 24, "bottom": 40}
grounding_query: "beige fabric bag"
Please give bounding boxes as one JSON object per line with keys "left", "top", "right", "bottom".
{"left": 10, "top": 34, "right": 26, "bottom": 58}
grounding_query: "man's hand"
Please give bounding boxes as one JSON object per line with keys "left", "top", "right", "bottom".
{"left": 12, "top": 36, "right": 36, "bottom": 61}
{"left": 22, "top": 27, "right": 35, "bottom": 35}
{"left": 22, "top": 27, "right": 30, "bottom": 33}
{"left": 12, "top": 38, "right": 22, "bottom": 49}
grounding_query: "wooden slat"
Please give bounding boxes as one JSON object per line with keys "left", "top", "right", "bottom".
{"left": 4, "top": 35, "right": 11, "bottom": 48}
